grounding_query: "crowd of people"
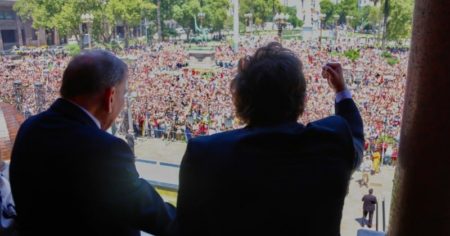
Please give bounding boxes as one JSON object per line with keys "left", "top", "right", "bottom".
{"left": 0, "top": 36, "right": 407, "bottom": 165}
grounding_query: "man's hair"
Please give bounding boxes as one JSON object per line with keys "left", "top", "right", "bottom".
{"left": 230, "top": 42, "right": 306, "bottom": 125}
{"left": 60, "top": 50, "right": 128, "bottom": 99}
{"left": 369, "top": 189, "right": 374, "bottom": 194}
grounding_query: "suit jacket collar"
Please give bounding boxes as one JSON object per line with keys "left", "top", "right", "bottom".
{"left": 49, "top": 98, "right": 100, "bottom": 129}
{"left": 245, "top": 121, "right": 304, "bottom": 132}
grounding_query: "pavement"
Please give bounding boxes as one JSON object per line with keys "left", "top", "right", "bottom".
{"left": 133, "top": 138, "right": 395, "bottom": 236}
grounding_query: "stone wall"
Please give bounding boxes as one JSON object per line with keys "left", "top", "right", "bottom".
{"left": 0, "top": 103, "right": 24, "bottom": 161}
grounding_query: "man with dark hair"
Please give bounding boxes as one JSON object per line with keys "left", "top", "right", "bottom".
{"left": 176, "top": 42, "right": 364, "bottom": 235}
{"left": 362, "top": 188, "right": 378, "bottom": 228}
{"left": 10, "top": 50, "right": 175, "bottom": 235}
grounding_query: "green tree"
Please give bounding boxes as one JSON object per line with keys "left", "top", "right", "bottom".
{"left": 104, "top": 0, "right": 154, "bottom": 47}
{"left": 353, "top": 6, "right": 380, "bottom": 31}
{"left": 320, "top": 0, "right": 337, "bottom": 27}
{"left": 14, "top": 0, "right": 154, "bottom": 47}
{"left": 385, "top": 0, "right": 413, "bottom": 43}
{"left": 14, "top": 0, "right": 95, "bottom": 45}
{"left": 203, "top": 0, "right": 230, "bottom": 35}
{"left": 335, "top": 0, "right": 358, "bottom": 24}
{"left": 282, "top": 6, "right": 303, "bottom": 28}
{"left": 240, "top": 0, "right": 282, "bottom": 27}
{"left": 172, "top": 0, "right": 201, "bottom": 40}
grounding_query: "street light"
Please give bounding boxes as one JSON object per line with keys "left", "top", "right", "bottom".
{"left": 198, "top": 12, "right": 206, "bottom": 28}
{"left": 13, "top": 81, "right": 23, "bottom": 113}
{"left": 274, "top": 13, "right": 289, "bottom": 41}
{"left": 244, "top": 13, "right": 253, "bottom": 33}
{"left": 319, "top": 13, "right": 326, "bottom": 46}
{"left": 120, "top": 57, "right": 138, "bottom": 153}
{"left": 81, "top": 13, "right": 94, "bottom": 49}
{"left": 333, "top": 14, "right": 340, "bottom": 44}
{"left": 144, "top": 18, "right": 150, "bottom": 45}
{"left": 346, "top": 15, "right": 355, "bottom": 33}
{"left": 34, "top": 82, "right": 45, "bottom": 113}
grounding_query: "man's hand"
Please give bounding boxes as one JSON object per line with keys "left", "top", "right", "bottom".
{"left": 322, "top": 62, "right": 347, "bottom": 93}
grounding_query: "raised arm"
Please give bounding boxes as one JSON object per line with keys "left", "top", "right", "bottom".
{"left": 323, "top": 62, "right": 364, "bottom": 168}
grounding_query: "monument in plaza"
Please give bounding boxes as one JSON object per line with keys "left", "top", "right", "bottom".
{"left": 188, "top": 49, "right": 215, "bottom": 69}
{"left": 188, "top": 13, "right": 215, "bottom": 69}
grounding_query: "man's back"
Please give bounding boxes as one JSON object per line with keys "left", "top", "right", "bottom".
{"left": 10, "top": 99, "right": 174, "bottom": 235}
{"left": 362, "top": 194, "right": 378, "bottom": 212}
{"left": 177, "top": 100, "right": 363, "bottom": 235}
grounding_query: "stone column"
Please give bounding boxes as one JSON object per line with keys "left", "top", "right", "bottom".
{"left": 389, "top": 1, "right": 450, "bottom": 235}
{"left": 0, "top": 31, "right": 4, "bottom": 50}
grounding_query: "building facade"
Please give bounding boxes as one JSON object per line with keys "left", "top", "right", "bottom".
{"left": 0, "top": 0, "right": 49, "bottom": 50}
{"left": 358, "top": 0, "right": 375, "bottom": 8}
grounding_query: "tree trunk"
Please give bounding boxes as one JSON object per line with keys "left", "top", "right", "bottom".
{"left": 185, "top": 28, "right": 191, "bottom": 41}
{"left": 157, "top": 0, "right": 162, "bottom": 42}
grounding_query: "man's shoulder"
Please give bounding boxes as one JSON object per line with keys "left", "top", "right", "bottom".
{"left": 190, "top": 128, "right": 246, "bottom": 145}
{"left": 19, "top": 110, "right": 129, "bottom": 154}
{"left": 308, "top": 115, "right": 348, "bottom": 131}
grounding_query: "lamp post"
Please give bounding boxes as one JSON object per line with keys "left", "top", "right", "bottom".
{"left": 346, "top": 15, "right": 354, "bottom": 38}
{"left": 34, "top": 82, "right": 45, "bottom": 113}
{"left": 144, "top": 18, "right": 150, "bottom": 45}
{"left": 13, "top": 81, "right": 23, "bottom": 113}
{"left": 81, "top": 13, "right": 94, "bottom": 49}
{"left": 274, "top": 13, "right": 289, "bottom": 42}
{"left": 244, "top": 13, "right": 253, "bottom": 33}
{"left": 333, "top": 14, "right": 340, "bottom": 44}
{"left": 319, "top": 13, "right": 326, "bottom": 47}
{"left": 123, "top": 57, "right": 138, "bottom": 153}
{"left": 198, "top": 12, "right": 206, "bottom": 28}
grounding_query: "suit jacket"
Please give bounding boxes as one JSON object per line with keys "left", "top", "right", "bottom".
{"left": 362, "top": 194, "right": 378, "bottom": 212}
{"left": 176, "top": 99, "right": 364, "bottom": 236}
{"left": 10, "top": 98, "right": 175, "bottom": 236}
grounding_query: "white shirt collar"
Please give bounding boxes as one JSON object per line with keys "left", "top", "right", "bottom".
{"left": 64, "top": 99, "right": 101, "bottom": 129}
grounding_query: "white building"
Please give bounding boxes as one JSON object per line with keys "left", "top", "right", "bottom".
{"left": 358, "top": 0, "right": 375, "bottom": 8}
{"left": 295, "top": 0, "right": 321, "bottom": 39}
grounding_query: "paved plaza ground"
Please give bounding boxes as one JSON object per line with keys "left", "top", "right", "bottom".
{"left": 133, "top": 138, "right": 394, "bottom": 236}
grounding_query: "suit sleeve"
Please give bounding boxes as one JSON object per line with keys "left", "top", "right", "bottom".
{"left": 335, "top": 98, "right": 364, "bottom": 169}
{"left": 175, "top": 139, "right": 206, "bottom": 235}
{"left": 97, "top": 138, "right": 176, "bottom": 235}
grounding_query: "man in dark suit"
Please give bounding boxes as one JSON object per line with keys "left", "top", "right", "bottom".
{"left": 362, "top": 188, "right": 378, "bottom": 228}
{"left": 10, "top": 51, "right": 175, "bottom": 235}
{"left": 176, "top": 42, "right": 364, "bottom": 235}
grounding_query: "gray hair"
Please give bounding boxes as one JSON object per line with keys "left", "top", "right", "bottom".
{"left": 60, "top": 50, "right": 128, "bottom": 98}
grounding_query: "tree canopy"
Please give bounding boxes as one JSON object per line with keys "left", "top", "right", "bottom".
{"left": 14, "top": 0, "right": 154, "bottom": 45}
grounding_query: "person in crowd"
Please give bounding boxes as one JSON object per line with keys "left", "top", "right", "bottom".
{"left": 10, "top": 50, "right": 175, "bottom": 235}
{"left": 175, "top": 42, "right": 364, "bottom": 235}
{"left": 362, "top": 188, "right": 378, "bottom": 228}
{"left": 372, "top": 148, "right": 382, "bottom": 174}
{"left": 0, "top": 159, "right": 16, "bottom": 235}
{"left": 360, "top": 157, "right": 373, "bottom": 188}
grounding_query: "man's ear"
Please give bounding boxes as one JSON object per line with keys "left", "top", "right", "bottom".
{"left": 104, "top": 87, "right": 116, "bottom": 113}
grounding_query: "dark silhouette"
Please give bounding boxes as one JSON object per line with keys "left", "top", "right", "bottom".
{"left": 362, "top": 188, "right": 378, "bottom": 228}
{"left": 175, "top": 42, "right": 364, "bottom": 235}
{"left": 10, "top": 51, "right": 175, "bottom": 236}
